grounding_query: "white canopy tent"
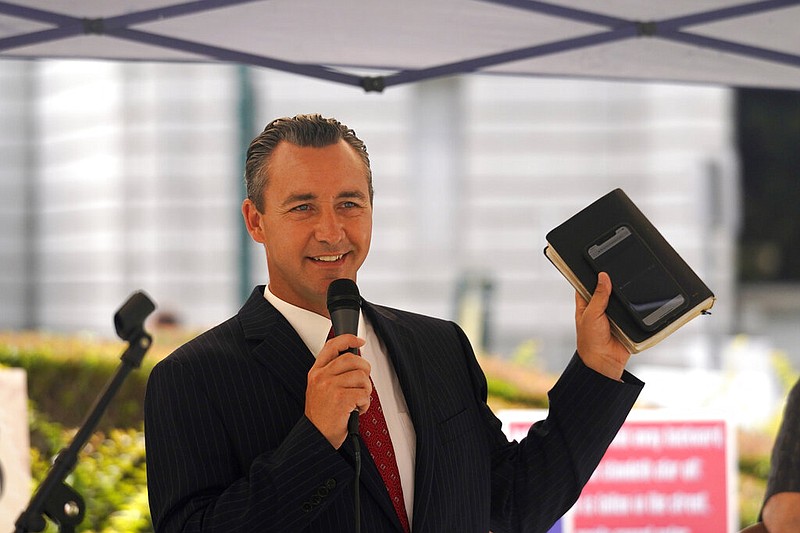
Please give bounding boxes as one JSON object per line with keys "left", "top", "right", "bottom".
{"left": 0, "top": 0, "right": 799, "bottom": 91}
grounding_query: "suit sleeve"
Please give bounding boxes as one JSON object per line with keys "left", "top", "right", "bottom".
{"left": 449, "top": 324, "right": 644, "bottom": 533}
{"left": 145, "top": 356, "right": 353, "bottom": 532}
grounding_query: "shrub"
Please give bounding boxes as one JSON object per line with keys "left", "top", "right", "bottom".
{"left": 29, "top": 407, "right": 151, "bottom": 532}
{"left": 487, "top": 377, "right": 549, "bottom": 408}
{"left": 0, "top": 331, "right": 181, "bottom": 429}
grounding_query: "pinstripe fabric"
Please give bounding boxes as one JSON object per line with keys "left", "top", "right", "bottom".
{"left": 145, "top": 286, "right": 643, "bottom": 532}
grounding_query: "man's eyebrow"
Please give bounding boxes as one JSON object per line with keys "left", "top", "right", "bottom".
{"left": 338, "top": 190, "right": 368, "bottom": 200}
{"left": 280, "top": 192, "right": 315, "bottom": 207}
{"left": 279, "top": 190, "right": 366, "bottom": 207}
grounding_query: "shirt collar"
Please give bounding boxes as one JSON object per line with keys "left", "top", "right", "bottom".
{"left": 263, "top": 286, "right": 364, "bottom": 358}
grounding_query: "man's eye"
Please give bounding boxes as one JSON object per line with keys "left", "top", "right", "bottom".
{"left": 292, "top": 204, "right": 310, "bottom": 212}
{"left": 342, "top": 201, "right": 358, "bottom": 208}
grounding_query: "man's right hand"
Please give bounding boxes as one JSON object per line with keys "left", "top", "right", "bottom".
{"left": 305, "top": 334, "right": 371, "bottom": 448}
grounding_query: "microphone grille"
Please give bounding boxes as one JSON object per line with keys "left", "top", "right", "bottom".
{"left": 326, "top": 278, "right": 361, "bottom": 311}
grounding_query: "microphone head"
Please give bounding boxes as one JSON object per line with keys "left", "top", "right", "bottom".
{"left": 114, "top": 290, "right": 156, "bottom": 340}
{"left": 326, "top": 278, "right": 361, "bottom": 313}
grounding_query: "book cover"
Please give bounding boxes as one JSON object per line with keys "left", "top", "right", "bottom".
{"left": 544, "top": 188, "right": 715, "bottom": 353}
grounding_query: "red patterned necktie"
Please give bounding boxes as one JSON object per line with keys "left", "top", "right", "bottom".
{"left": 328, "top": 328, "right": 410, "bottom": 532}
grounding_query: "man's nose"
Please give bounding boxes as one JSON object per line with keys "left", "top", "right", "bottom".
{"left": 314, "top": 208, "right": 344, "bottom": 244}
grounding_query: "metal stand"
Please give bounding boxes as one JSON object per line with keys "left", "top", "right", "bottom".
{"left": 14, "top": 291, "right": 156, "bottom": 533}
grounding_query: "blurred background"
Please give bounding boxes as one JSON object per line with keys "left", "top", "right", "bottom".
{"left": 1, "top": 57, "right": 798, "bottom": 531}
{"left": 2, "top": 60, "right": 798, "bottom": 389}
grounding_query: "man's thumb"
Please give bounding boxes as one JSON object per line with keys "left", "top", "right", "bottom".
{"left": 589, "top": 272, "right": 612, "bottom": 313}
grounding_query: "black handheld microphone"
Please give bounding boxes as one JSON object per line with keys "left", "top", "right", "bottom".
{"left": 326, "top": 278, "right": 362, "bottom": 436}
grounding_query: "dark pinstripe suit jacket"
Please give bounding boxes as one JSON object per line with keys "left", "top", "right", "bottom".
{"left": 145, "top": 286, "right": 643, "bottom": 533}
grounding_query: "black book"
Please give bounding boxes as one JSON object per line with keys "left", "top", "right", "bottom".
{"left": 544, "top": 188, "right": 715, "bottom": 353}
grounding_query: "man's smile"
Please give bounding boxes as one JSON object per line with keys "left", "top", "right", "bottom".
{"left": 311, "top": 253, "right": 346, "bottom": 262}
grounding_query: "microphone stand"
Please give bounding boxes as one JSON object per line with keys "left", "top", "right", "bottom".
{"left": 14, "top": 291, "right": 156, "bottom": 533}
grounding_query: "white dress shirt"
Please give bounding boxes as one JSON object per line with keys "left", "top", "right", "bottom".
{"left": 264, "top": 287, "right": 417, "bottom": 526}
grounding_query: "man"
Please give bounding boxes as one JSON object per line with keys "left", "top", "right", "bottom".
{"left": 145, "top": 114, "right": 644, "bottom": 532}
{"left": 759, "top": 377, "right": 800, "bottom": 532}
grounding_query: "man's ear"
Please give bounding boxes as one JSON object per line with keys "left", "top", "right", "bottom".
{"left": 242, "top": 198, "right": 267, "bottom": 244}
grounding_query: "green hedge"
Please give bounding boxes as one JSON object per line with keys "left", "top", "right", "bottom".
{"left": 0, "top": 332, "right": 169, "bottom": 429}
{"left": 29, "top": 408, "right": 151, "bottom": 532}
{"left": 1, "top": 332, "right": 156, "bottom": 531}
{"left": 486, "top": 377, "right": 549, "bottom": 408}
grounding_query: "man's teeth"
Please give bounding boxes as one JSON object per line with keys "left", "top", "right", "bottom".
{"left": 314, "top": 254, "right": 344, "bottom": 262}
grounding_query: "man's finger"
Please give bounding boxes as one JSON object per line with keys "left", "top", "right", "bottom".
{"left": 315, "top": 334, "right": 366, "bottom": 367}
{"left": 329, "top": 365, "right": 373, "bottom": 391}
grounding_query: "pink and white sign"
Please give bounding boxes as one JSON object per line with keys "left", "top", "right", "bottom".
{"left": 499, "top": 409, "right": 737, "bottom": 533}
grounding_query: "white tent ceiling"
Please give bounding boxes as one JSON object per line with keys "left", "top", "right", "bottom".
{"left": 1, "top": 0, "right": 799, "bottom": 91}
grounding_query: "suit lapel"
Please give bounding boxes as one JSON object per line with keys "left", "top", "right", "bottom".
{"left": 239, "top": 286, "right": 315, "bottom": 408}
{"left": 363, "top": 302, "right": 437, "bottom": 531}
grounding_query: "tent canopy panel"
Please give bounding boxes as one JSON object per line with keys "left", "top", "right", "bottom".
{"left": 0, "top": 0, "right": 799, "bottom": 91}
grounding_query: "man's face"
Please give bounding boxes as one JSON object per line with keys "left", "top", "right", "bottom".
{"left": 242, "top": 140, "right": 373, "bottom": 316}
